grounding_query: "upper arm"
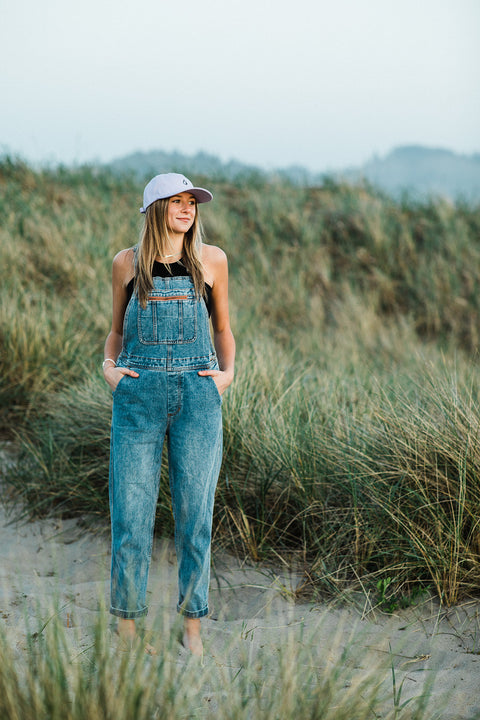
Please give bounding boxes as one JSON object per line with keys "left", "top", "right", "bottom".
{"left": 203, "top": 245, "right": 231, "bottom": 334}
{"left": 110, "top": 248, "right": 135, "bottom": 335}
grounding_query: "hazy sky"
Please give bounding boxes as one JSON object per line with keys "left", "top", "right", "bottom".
{"left": 1, "top": 0, "right": 479, "bottom": 172}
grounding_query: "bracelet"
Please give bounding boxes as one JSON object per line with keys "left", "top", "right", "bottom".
{"left": 102, "top": 358, "right": 117, "bottom": 370}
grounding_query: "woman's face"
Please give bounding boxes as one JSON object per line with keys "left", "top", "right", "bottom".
{"left": 166, "top": 192, "right": 196, "bottom": 235}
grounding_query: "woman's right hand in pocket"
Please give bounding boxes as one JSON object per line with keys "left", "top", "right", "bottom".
{"left": 104, "top": 366, "right": 139, "bottom": 392}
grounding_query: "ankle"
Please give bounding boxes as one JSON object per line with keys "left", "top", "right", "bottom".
{"left": 183, "top": 619, "right": 203, "bottom": 656}
{"left": 184, "top": 618, "right": 201, "bottom": 636}
{"left": 117, "top": 618, "right": 136, "bottom": 638}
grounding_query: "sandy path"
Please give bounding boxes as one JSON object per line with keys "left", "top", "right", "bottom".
{"left": 0, "top": 494, "right": 479, "bottom": 718}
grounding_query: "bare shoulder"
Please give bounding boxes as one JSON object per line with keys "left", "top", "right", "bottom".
{"left": 201, "top": 243, "right": 228, "bottom": 288}
{"left": 113, "top": 247, "right": 135, "bottom": 286}
{"left": 201, "top": 243, "right": 228, "bottom": 268}
{"left": 113, "top": 247, "right": 135, "bottom": 268}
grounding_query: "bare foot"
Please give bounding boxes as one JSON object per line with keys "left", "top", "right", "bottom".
{"left": 183, "top": 618, "right": 203, "bottom": 657}
{"left": 116, "top": 618, "right": 157, "bottom": 655}
{"left": 117, "top": 618, "right": 136, "bottom": 645}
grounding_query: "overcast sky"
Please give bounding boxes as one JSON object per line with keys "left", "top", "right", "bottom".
{"left": 1, "top": 0, "right": 479, "bottom": 172}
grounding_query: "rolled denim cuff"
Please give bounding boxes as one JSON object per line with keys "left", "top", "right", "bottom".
{"left": 109, "top": 605, "right": 148, "bottom": 619}
{"left": 177, "top": 603, "right": 209, "bottom": 619}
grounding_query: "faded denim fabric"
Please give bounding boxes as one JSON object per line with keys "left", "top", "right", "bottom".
{"left": 109, "top": 275, "right": 222, "bottom": 619}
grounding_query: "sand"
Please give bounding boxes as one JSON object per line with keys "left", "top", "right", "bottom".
{"left": 0, "top": 473, "right": 479, "bottom": 718}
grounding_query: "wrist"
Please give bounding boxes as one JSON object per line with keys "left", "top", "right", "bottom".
{"left": 103, "top": 358, "right": 116, "bottom": 370}
{"left": 103, "top": 358, "right": 117, "bottom": 377}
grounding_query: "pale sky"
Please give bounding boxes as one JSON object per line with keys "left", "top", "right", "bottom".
{"left": 1, "top": 0, "right": 479, "bottom": 172}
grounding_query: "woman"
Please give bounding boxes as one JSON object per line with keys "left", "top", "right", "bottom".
{"left": 103, "top": 173, "right": 235, "bottom": 656}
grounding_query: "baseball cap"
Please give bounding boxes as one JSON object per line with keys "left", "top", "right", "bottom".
{"left": 140, "top": 173, "right": 213, "bottom": 213}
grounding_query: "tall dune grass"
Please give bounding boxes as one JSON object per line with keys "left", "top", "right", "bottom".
{"left": 0, "top": 603, "right": 435, "bottom": 720}
{"left": 2, "top": 158, "right": 480, "bottom": 605}
{"left": 0, "top": 159, "right": 137, "bottom": 420}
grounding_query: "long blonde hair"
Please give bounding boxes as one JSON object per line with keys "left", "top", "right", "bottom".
{"left": 135, "top": 198, "right": 205, "bottom": 308}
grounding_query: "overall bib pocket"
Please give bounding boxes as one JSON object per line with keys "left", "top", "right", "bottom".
{"left": 137, "top": 293, "right": 197, "bottom": 344}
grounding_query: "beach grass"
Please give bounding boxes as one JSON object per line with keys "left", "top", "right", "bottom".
{"left": 2, "top": 157, "right": 480, "bottom": 606}
{"left": 0, "top": 601, "right": 436, "bottom": 720}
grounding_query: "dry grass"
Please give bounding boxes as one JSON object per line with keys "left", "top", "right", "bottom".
{"left": 0, "top": 602, "right": 435, "bottom": 720}
{"left": 2, "top": 158, "right": 480, "bottom": 606}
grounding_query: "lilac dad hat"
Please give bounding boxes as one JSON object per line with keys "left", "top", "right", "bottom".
{"left": 140, "top": 173, "right": 213, "bottom": 213}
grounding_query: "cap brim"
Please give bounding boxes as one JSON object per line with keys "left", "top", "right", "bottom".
{"left": 189, "top": 187, "right": 213, "bottom": 203}
{"left": 139, "top": 186, "right": 213, "bottom": 213}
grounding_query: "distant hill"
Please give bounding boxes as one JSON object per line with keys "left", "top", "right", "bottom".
{"left": 342, "top": 146, "right": 480, "bottom": 201}
{"left": 107, "top": 149, "right": 265, "bottom": 182}
{"left": 107, "top": 145, "right": 480, "bottom": 201}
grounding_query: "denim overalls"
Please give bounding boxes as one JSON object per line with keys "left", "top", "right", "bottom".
{"left": 109, "top": 273, "right": 223, "bottom": 619}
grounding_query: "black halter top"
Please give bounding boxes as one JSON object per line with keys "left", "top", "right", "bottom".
{"left": 125, "top": 260, "right": 213, "bottom": 316}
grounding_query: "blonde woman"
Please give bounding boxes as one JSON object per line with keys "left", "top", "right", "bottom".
{"left": 103, "top": 173, "right": 235, "bottom": 656}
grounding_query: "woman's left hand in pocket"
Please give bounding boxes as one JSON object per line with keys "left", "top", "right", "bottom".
{"left": 197, "top": 369, "right": 233, "bottom": 396}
